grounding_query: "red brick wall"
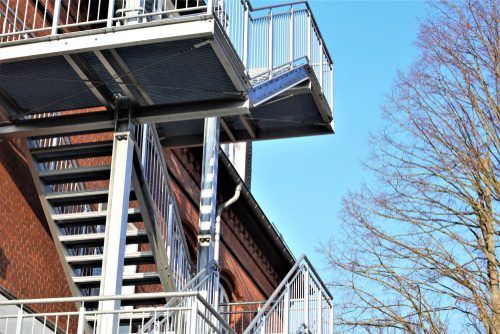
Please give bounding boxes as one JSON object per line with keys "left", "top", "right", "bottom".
{"left": 0, "top": 138, "right": 73, "bottom": 304}
{"left": 166, "top": 148, "right": 283, "bottom": 302}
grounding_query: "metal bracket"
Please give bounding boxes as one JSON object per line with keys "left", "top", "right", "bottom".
{"left": 113, "top": 94, "right": 134, "bottom": 132}
{"left": 198, "top": 234, "right": 212, "bottom": 246}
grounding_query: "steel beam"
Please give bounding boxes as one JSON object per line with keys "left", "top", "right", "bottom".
{"left": 98, "top": 131, "right": 134, "bottom": 334}
{"left": 64, "top": 54, "right": 115, "bottom": 107}
{"left": 196, "top": 117, "right": 220, "bottom": 273}
{"left": 0, "top": 99, "right": 250, "bottom": 138}
{"left": 95, "top": 50, "right": 154, "bottom": 107}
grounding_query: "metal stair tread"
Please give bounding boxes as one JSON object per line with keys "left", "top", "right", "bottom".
{"left": 46, "top": 188, "right": 136, "bottom": 205}
{"left": 30, "top": 140, "right": 113, "bottom": 162}
{"left": 73, "top": 272, "right": 159, "bottom": 284}
{"left": 52, "top": 208, "right": 141, "bottom": 225}
{"left": 38, "top": 165, "right": 111, "bottom": 183}
{"left": 59, "top": 230, "right": 147, "bottom": 246}
{"left": 66, "top": 251, "right": 154, "bottom": 265}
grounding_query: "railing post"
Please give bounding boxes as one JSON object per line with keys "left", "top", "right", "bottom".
{"left": 329, "top": 303, "right": 334, "bottom": 334}
{"left": 317, "top": 287, "right": 323, "bottom": 334}
{"left": 140, "top": 124, "right": 149, "bottom": 168}
{"left": 106, "top": 0, "right": 115, "bottom": 27}
{"left": 77, "top": 305, "right": 86, "bottom": 334}
{"left": 289, "top": 6, "right": 294, "bottom": 65}
{"left": 268, "top": 9, "right": 273, "bottom": 73}
{"left": 243, "top": 3, "right": 249, "bottom": 70}
{"left": 189, "top": 298, "right": 199, "bottom": 334}
{"left": 304, "top": 267, "right": 309, "bottom": 329}
{"left": 307, "top": 12, "right": 311, "bottom": 62}
{"left": 51, "top": 0, "right": 62, "bottom": 35}
{"left": 260, "top": 315, "right": 266, "bottom": 334}
{"left": 14, "top": 308, "right": 23, "bottom": 334}
{"left": 207, "top": 0, "right": 213, "bottom": 15}
{"left": 319, "top": 42, "right": 324, "bottom": 91}
{"left": 330, "top": 63, "right": 334, "bottom": 109}
{"left": 283, "top": 283, "right": 290, "bottom": 334}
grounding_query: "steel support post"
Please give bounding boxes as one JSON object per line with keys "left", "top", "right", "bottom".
{"left": 97, "top": 131, "right": 134, "bottom": 334}
{"left": 197, "top": 117, "right": 220, "bottom": 273}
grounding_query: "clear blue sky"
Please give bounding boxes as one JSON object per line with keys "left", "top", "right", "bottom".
{"left": 251, "top": 0, "right": 427, "bottom": 273}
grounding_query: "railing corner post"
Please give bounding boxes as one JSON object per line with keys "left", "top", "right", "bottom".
{"left": 304, "top": 267, "right": 309, "bottom": 328}
{"left": 189, "top": 298, "right": 199, "bottom": 334}
{"left": 207, "top": 0, "right": 214, "bottom": 15}
{"left": 283, "top": 283, "right": 290, "bottom": 333}
{"left": 51, "top": 0, "right": 63, "bottom": 35}
{"left": 307, "top": 11, "right": 312, "bottom": 62}
{"left": 317, "top": 286, "right": 323, "bottom": 334}
{"left": 77, "top": 305, "right": 86, "bottom": 334}
{"left": 106, "top": 0, "right": 116, "bottom": 27}
{"left": 14, "top": 308, "right": 23, "bottom": 334}
{"left": 243, "top": 3, "right": 250, "bottom": 70}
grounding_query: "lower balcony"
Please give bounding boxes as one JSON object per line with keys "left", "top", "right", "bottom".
{"left": 0, "top": 257, "right": 333, "bottom": 334}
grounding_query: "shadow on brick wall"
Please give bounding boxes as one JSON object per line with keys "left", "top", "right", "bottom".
{"left": 0, "top": 139, "right": 48, "bottom": 233}
{"left": 0, "top": 248, "right": 8, "bottom": 279}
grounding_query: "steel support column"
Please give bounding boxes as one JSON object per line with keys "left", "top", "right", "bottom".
{"left": 97, "top": 131, "right": 134, "bottom": 334}
{"left": 196, "top": 117, "right": 220, "bottom": 273}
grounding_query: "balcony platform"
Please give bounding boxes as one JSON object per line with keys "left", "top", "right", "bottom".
{"left": 0, "top": 17, "right": 247, "bottom": 114}
{"left": 0, "top": 1, "right": 334, "bottom": 143}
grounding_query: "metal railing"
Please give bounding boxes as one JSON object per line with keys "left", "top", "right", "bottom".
{"left": 135, "top": 123, "right": 195, "bottom": 291}
{"left": 139, "top": 263, "right": 220, "bottom": 333}
{"left": 0, "top": 292, "right": 235, "bottom": 334}
{"left": 228, "top": 255, "right": 334, "bottom": 334}
{"left": 212, "top": 0, "right": 333, "bottom": 109}
{"left": 0, "top": 0, "right": 333, "bottom": 109}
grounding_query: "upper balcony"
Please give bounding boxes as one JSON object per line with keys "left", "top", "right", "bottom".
{"left": 0, "top": 0, "right": 334, "bottom": 144}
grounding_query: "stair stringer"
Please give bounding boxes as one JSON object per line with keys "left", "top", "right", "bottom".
{"left": 19, "top": 138, "right": 84, "bottom": 299}
{"left": 248, "top": 65, "right": 311, "bottom": 107}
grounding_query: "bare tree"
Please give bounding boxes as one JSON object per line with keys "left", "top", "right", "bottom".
{"left": 323, "top": 1, "right": 499, "bottom": 333}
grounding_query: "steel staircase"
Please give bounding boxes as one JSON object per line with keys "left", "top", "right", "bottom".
{"left": 240, "top": 256, "right": 333, "bottom": 334}
{"left": 23, "top": 118, "right": 194, "bottom": 303}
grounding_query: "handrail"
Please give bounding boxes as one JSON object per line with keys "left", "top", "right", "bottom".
{"left": 135, "top": 124, "right": 195, "bottom": 291}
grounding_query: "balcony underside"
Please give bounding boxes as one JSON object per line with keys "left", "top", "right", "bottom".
{"left": 158, "top": 71, "right": 333, "bottom": 147}
{"left": 0, "top": 17, "right": 333, "bottom": 141}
